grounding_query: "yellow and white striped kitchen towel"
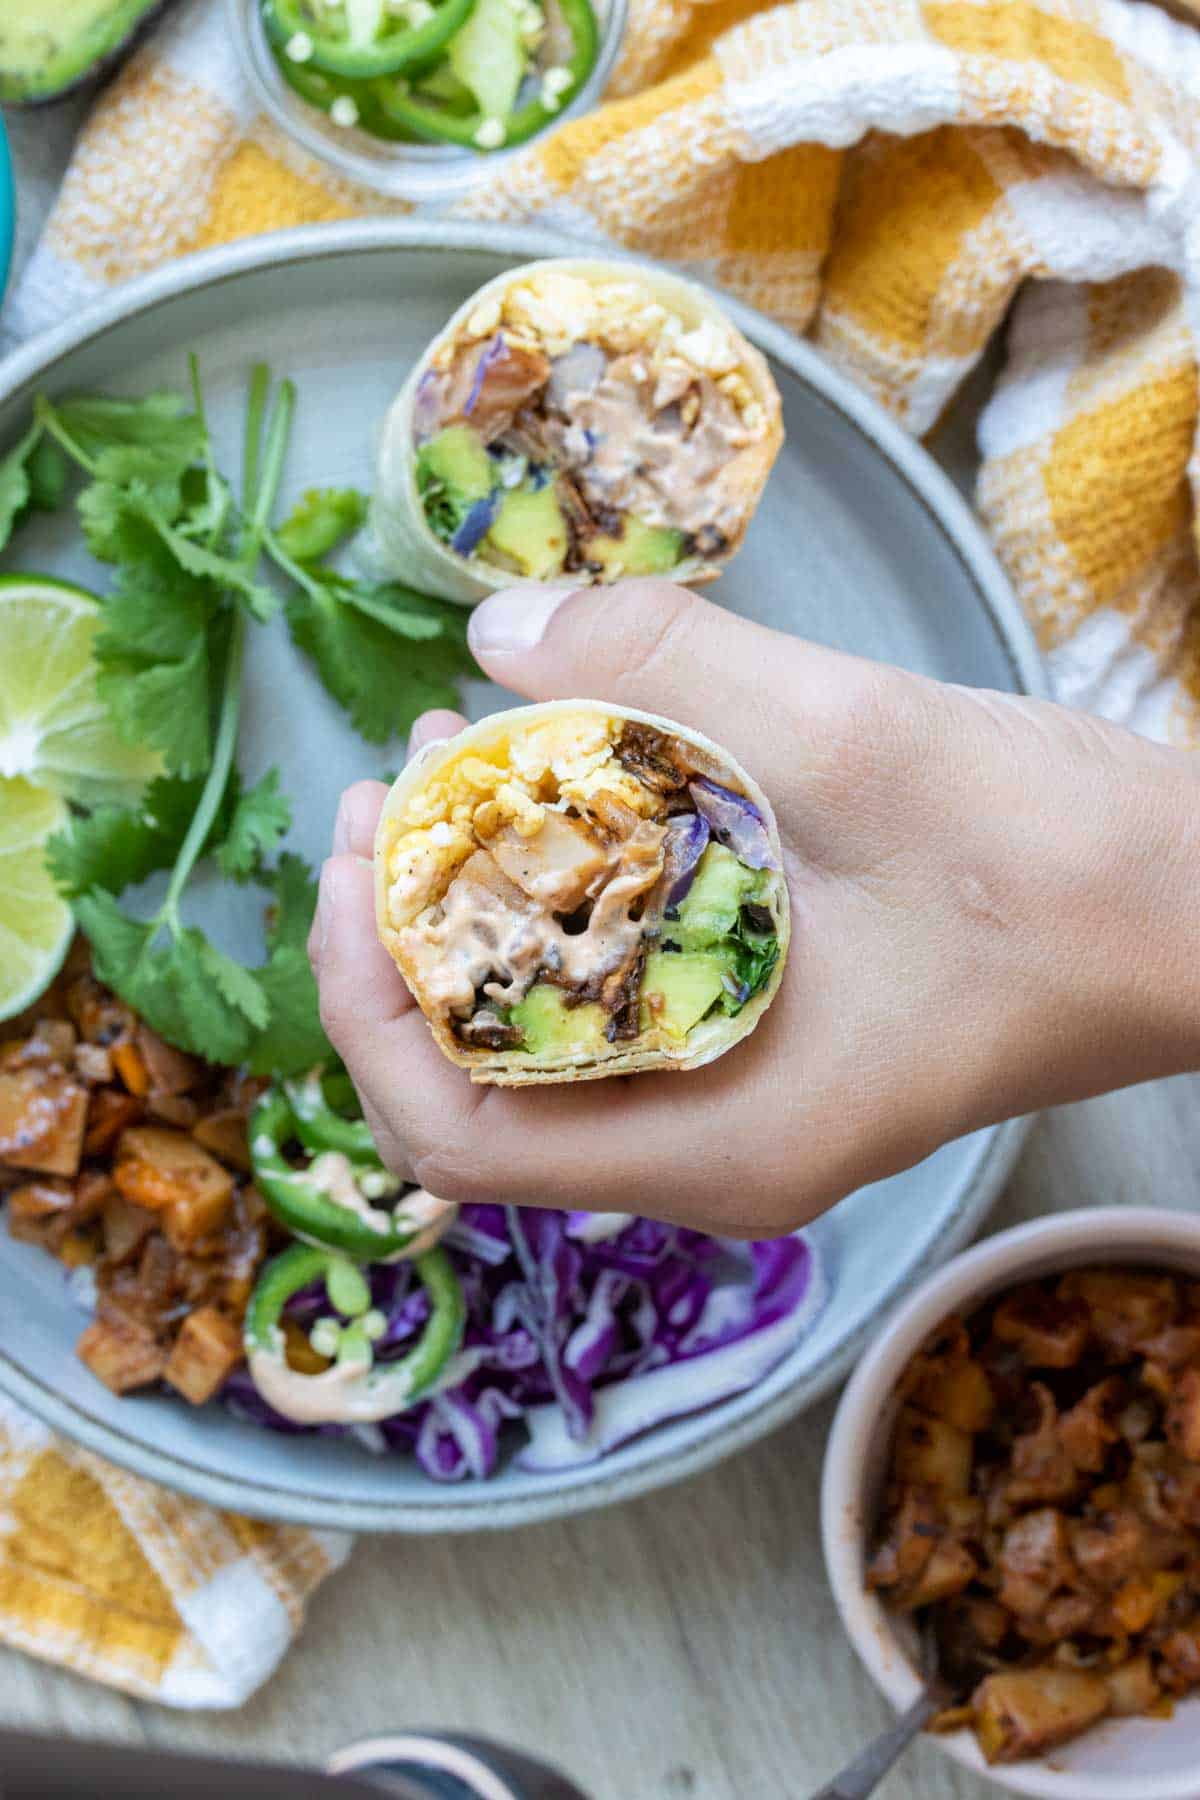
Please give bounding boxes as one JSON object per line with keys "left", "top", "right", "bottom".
{"left": 0, "top": 1393, "right": 348, "bottom": 1705}
{"left": 10, "top": 0, "right": 1200, "bottom": 1709}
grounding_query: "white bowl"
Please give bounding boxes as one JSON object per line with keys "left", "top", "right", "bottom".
{"left": 227, "top": 0, "right": 629, "bottom": 204}
{"left": 821, "top": 1207, "right": 1200, "bottom": 1800}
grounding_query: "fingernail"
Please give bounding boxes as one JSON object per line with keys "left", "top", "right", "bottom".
{"left": 468, "top": 584, "right": 580, "bottom": 659}
{"left": 407, "top": 730, "right": 448, "bottom": 762}
{"left": 332, "top": 795, "right": 352, "bottom": 855}
{"left": 314, "top": 859, "right": 337, "bottom": 957}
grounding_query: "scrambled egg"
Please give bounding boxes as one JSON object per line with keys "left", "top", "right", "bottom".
{"left": 381, "top": 711, "right": 652, "bottom": 928}
{"left": 447, "top": 268, "right": 763, "bottom": 438}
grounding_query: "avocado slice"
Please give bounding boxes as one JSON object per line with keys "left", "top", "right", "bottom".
{"left": 668, "top": 843, "right": 760, "bottom": 951}
{"left": 589, "top": 516, "right": 684, "bottom": 579}
{"left": 485, "top": 484, "right": 568, "bottom": 579}
{"left": 640, "top": 949, "right": 729, "bottom": 1041}
{"left": 0, "top": 0, "right": 173, "bottom": 105}
{"left": 509, "top": 984, "right": 609, "bottom": 1056}
{"left": 419, "top": 425, "right": 494, "bottom": 503}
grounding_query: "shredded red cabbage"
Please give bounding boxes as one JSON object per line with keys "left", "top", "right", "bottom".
{"left": 224, "top": 1208, "right": 823, "bottom": 1484}
{"left": 688, "top": 777, "right": 779, "bottom": 872}
{"left": 463, "top": 335, "right": 506, "bottom": 418}
{"left": 662, "top": 812, "right": 711, "bottom": 908}
{"left": 450, "top": 494, "right": 498, "bottom": 555}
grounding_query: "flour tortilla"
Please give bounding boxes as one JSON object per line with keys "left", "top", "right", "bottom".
{"left": 368, "top": 259, "right": 784, "bottom": 604}
{"left": 374, "top": 701, "right": 790, "bottom": 1085}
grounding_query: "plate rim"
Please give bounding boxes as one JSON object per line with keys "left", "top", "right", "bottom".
{"left": 0, "top": 220, "right": 1044, "bottom": 1532}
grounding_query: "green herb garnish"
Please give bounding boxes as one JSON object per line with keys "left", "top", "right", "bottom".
{"left": 4, "top": 358, "right": 477, "bottom": 1072}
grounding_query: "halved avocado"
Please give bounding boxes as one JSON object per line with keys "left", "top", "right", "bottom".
{"left": 0, "top": 0, "right": 173, "bottom": 106}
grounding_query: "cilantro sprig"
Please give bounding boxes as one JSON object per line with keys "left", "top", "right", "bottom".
{"left": 2, "top": 358, "right": 478, "bottom": 1072}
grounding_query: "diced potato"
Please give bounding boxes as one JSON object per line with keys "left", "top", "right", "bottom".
{"left": 163, "top": 1306, "right": 243, "bottom": 1405}
{"left": 1059, "top": 1270, "right": 1178, "bottom": 1356}
{"left": 1161, "top": 1625, "right": 1200, "bottom": 1689}
{"left": 0, "top": 1020, "right": 77, "bottom": 1066}
{"left": 161, "top": 1187, "right": 235, "bottom": 1253}
{"left": 1069, "top": 1508, "right": 1146, "bottom": 1590}
{"left": 83, "top": 1087, "right": 142, "bottom": 1157}
{"left": 892, "top": 1406, "right": 974, "bottom": 1497}
{"left": 1104, "top": 1656, "right": 1161, "bottom": 1717}
{"left": 73, "top": 1170, "right": 112, "bottom": 1223}
{"left": 101, "top": 1191, "right": 156, "bottom": 1264}
{"left": 1167, "top": 1368, "right": 1200, "bottom": 1463}
{"left": 973, "top": 1668, "right": 1109, "bottom": 1764}
{"left": 136, "top": 1025, "right": 200, "bottom": 1096}
{"left": 146, "top": 1094, "right": 199, "bottom": 1130}
{"left": 913, "top": 1354, "right": 994, "bottom": 1433}
{"left": 5, "top": 1179, "right": 73, "bottom": 1245}
{"left": 487, "top": 812, "right": 609, "bottom": 914}
{"left": 55, "top": 1229, "right": 97, "bottom": 1268}
{"left": 73, "top": 1042, "right": 113, "bottom": 1084}
{"left": 192, "top": 1108, "right": 251, "bottom": 1173}
{"left": 993, "top": 1286, "right": 1090, "bottom": 1367}
{"left": 997, "top": 1508, "right": 1074, "bottom": 1618}
{"left": 66, "top": 975, "right": 133, "bottom": 1046}
{"left": 1005, "top": 1382, "right": 1080, "bottom": 1508}
{"left": 77, "top": 1317, "right": 165, "bottom": 1394}
{"left": 0, "top": 1067, "right": 88, "bottom": 1177}
{"left": 114, "top": 1127, "right": 234, "bottom": 1222}
{"left": 1111, "top": 1576, "right": 1158, "bottom": 1635}
{"left": 899, "top": 1537, "right": 977, "bottom": 1610}
{"left": 866, "top": 1487, "right": 938, "bottom": 1591}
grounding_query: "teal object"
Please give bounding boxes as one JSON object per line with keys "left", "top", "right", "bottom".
{"left": 0, "top": 115, "right": 12, "bottom": 301}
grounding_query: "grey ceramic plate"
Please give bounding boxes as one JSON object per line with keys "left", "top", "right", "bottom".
{"left": 0, "top": 222, "right": 1043, "bottom": 1532}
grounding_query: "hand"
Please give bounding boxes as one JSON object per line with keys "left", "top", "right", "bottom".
{"left": 309, "top": 580, "right": 1200, "bottom": 1236}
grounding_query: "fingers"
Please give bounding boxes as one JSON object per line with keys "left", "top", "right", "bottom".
{"left": 310, "top": 852, "right": 411, "bottom": 1028}
{"left": 409, "top": 708, "right": 467, "bottom": 754}
{"left": 464, "top": 580, "right": 809, "bottom": 774}
{"left": 309, "top": 850, "right": 483, "bottom": 1170}
{"left": 331, "top": 780, "right": 388, "bottom": 859}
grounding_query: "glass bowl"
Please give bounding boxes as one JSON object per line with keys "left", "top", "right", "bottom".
{"left": 227, "top": 0, "right": 628, "bottom": 205}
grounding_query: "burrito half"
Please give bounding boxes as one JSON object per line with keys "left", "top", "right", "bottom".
{"left": 370, "top": 260, "right": 784, "bottom": 604}
{"left": 374, "top": 702, "right": 790, "bottom": 1084}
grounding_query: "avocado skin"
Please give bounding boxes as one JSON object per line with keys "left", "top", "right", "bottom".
{"left": 1, "top": 0, "right": 175, "bottom": 106}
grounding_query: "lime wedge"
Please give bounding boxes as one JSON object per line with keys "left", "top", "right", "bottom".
{"left": 0, "top": 573, "right": 161, "bottom": 807}
{"left": 0, "top": 776, "right": 74, "bottom": 1022}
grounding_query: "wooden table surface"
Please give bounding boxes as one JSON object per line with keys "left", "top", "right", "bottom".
{"left": 5, "top": 108, "right": 1199, "bottom": 1800}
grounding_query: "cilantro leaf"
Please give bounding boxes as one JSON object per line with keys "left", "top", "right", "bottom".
{"left": 216, "top": 767, "right": 291, "bottom": 880}
{"left": 90, "top": 520, "right": 224, "bottom": 775}
{"left": 246, "top": 856, "right": 329, "bottom": 1076}
{"left": 276, "top": 487, "right": 367, "bottom": 563}
{"left": 246, "top": 946, "right": 330, "bottom": 1076}
{"left": 286, "top": 575, "right": 478, "bottom": 743}
{"left": 142, "top": 506, "right": 279, "bottom": 621}
{"left": 47, "top": 806, "right": 178, "bottom": 899}
{"left": 28, "top": 436, "right": 69, "bottom": 512}
{"left": 45, "top": 773, "right": 235, "bottom": 898}
{"left": 74, "top": 891, "right": 266, "bottom": 1065}
{"left": 50, "top": 390, "right": 204, "bottom": 463}
{"left": 96, "top": 634, "right": 213, "bottom": 777}
{"left": 0, "top": 422, "right": 40, "bottom": 549}
{"left": 266, "top": 851, "right": 320, "bottom": 952}
{"left": 198, "top": 938, "right": 270, "bottom": 1032}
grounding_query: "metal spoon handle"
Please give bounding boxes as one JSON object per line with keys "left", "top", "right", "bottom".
{"left": 806, "top": 1688, "right": 942, "bottom": 1800}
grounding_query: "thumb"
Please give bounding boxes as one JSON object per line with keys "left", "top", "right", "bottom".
{"left": 466, "top": 579, "right": 803, "bottom": 770}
